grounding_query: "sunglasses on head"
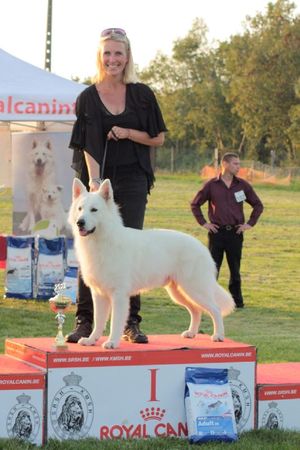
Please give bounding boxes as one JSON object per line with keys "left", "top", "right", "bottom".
{"left": 100, "top": 28, "right": 126, "bottom": 37}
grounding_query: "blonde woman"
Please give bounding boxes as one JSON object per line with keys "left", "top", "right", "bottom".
{"left": 67, "top": 28, "right": 167, "bottom": 344}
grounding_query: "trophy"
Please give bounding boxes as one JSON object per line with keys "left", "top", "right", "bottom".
{"left": 49, "top": 283, "right": 72, "bottom": 350}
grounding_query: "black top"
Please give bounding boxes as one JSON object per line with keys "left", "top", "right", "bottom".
{"left": 69, "top": 83, "right": 167, "bottom": 188}
{"left": 97, "top": 91, "right": 140, "bottom": 167}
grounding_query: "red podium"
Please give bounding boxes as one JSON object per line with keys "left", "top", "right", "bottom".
{"left": 0, "top": 355, "right": 46, "bottom": 445}
{"left": 257, "top": 362, "right": 300, "bottom": 430}
{"left": 5, "top": 334, "right": 256, "bottom": 441}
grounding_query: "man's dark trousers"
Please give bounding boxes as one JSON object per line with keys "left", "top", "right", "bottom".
{"left": 208, "top": 227, "right": 244, "bottom": 307}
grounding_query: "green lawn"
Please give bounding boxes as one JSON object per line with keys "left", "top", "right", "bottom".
{"left": 0, "top": 174, "right": 300, "bottom": 449}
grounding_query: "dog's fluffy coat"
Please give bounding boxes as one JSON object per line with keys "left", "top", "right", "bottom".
{"left": 69, "top": 178, "right": 235, "bottom": 349}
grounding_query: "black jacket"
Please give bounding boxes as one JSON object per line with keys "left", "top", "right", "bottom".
{"left": 69, "top": 83, "right": 167, "bottom": 187}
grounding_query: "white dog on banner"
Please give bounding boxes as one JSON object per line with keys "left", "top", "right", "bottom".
{"left": 19, "top": 139, "right": 56, "bottom": 233}
{"left": 69, "top": 178, "right": 235, "bottom": 349}
{"left": 40, "top": 184, "right": 69, "bottom": 235}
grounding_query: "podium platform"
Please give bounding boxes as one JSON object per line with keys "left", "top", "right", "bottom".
{"left": 257, "top": 362, "right": 300, "bottom": 430}
{"left": 0, "top": 355, "right": 46, "bottom": 445}
{"left": 5, "top": 334, "right": 256, "bottom": 441}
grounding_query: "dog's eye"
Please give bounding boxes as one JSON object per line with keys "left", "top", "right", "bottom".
{"left": 78, "top": 206, "right": 82, "bottom": 211}
{"left": 91, "top": 208, "right": 98, "bottom": 212}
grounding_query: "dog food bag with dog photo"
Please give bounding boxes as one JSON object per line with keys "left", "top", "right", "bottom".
{"left": 5, "top": 236, "right": 35, "bottom": 299}
{"left": 36, "top": 237, "right": 65, "bottom": 299}
{"left": 185, "top": 367, "right": 238, "bottom": 443}
{"left": 63, "top": 266, "right": 77, "bottom": 304}
{"left": 66, "top": 238, "right": 79, "bottom": 268}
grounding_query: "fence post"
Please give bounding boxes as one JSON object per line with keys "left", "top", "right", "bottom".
{"left": 170, "top": 147, "right": 174, "bottom": 173}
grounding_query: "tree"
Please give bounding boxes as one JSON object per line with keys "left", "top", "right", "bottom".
{"left": 288, "top": 78, "right": 300, "bottom": 163}
{"left": 220, "top": 0, "right": 300, "bottom": 163}
{"left": 140, "top": 18, "right": 242, "bottom": 165}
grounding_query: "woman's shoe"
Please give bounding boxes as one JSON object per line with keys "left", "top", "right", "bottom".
{"left": 65, "top": 319, "right": 92, "bottom": 343}
{"left": 122, "top": 320, "right": 148, "bottom": 344}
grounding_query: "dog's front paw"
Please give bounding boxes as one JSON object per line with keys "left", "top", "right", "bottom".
{"left": 102, "top": 339, "right": 119, "bottom": 349}
{"left": 211, "top": 334, "right": 224, "bottom": 342}
{"left": 181, "top": 330, "right": 196, "bottom": 339}
{"left": 78, "top": 337, "right": 96, "bottom": 346}
{"left": 19, "top": 221, "right": 27, "bottom": 232}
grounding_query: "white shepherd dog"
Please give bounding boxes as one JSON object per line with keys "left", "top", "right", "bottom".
{"left": 69, "top": 178, "right": 235, "bottom": 349}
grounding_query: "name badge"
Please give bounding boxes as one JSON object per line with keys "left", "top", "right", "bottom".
{"left": 234, "top": 190, "right": 246, "bottom": 202}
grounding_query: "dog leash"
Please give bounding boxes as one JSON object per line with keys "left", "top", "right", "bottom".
{"left": 100, "top": 138, "right": 119, "bottom": 186}
{"left": 100, "top": 139, "right": 108, "bottom": 180}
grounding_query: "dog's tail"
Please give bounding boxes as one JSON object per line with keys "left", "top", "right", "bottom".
{"left": 215, "top": 284, "right": 235, "bottom": 317}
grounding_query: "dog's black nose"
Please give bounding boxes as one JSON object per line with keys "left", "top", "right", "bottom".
{"left": 77, "top": 219, "right": 85, "bottom": 228}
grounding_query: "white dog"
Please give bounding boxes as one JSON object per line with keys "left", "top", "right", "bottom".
{"left": 40, "top": 184, "right": 68, "bottom": 234}
{"left": 19, "top": 139, "right": 56, "bottom": 232}
{"left": 69, "top": 178, "right": 235, "bottom": 349}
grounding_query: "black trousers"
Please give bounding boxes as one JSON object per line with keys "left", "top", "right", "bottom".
{"left": 76, "top": 163, "right": 148, "bottom": 325}
{"left": 208, "top": 228, "right": 244, "bottom": 307}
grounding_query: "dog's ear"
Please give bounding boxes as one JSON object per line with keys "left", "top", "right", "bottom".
{"left": 57, "top": 185, "right": 64, "bottom": 192}
{"left": 32, "top": 140, "right": 37, "bottom": 149}
{"left": 72, "top": 178, "right": 86, "bottom": 200}
{"left": 99, "top": 179, "right": 113, "bottom": 201}
{"left": 46, "top": 140, "right": 52, "bottom": 150}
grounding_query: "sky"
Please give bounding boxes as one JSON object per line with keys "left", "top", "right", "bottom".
{"left": 1, "top": 0, "right": 300, "bottom": 81}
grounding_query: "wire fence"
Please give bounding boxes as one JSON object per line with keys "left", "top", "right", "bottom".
{"left": 153, "top": 148, "right": 300, "bottom": 184}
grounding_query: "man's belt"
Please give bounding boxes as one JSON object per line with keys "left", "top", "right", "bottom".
{"left": 219, "top": 225, "right": 236, "bottom": 231}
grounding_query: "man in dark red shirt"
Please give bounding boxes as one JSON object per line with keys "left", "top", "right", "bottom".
{"left": 191, "top": 152, "right": 263, "bottom": 308}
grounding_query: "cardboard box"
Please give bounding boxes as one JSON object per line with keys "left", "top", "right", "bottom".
{"left": 0, "top": 355, "right": 46, "bottom": 444}
{"left": 257, "top": 362, "right": 300, "bottom": 430}
{"left": 5, "top": 334, "right": 256, "bottom": 440}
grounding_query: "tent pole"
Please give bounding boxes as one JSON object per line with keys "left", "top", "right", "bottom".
{"left": 44, "top": 0, "right": 53, "bottom": 71}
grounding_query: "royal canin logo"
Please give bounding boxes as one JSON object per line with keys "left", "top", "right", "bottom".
{"left": 99, "top": 368, "right": 188, "bottom": 440}
{"left": 140, "top": 407, "right": 166, "bottom": 421}
{"left": 99, "top": 421, "right": 188, "bottom": 439}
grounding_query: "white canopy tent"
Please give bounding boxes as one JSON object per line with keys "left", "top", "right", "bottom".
{"left": 0, "top": 48, "right": 85, "bottom": 122}
{"left": 0, "top": 49, "right": 86, "bottom": 187}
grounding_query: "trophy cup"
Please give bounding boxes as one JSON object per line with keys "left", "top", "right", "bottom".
{"left": 49, "top": 283, "right": 72, "bottom": 350}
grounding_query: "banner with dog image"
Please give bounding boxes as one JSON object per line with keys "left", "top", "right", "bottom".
{"left": 12, "top": 131, "right": 74, "bottom": 238}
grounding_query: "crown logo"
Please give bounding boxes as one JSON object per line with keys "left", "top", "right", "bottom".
{"left": 268, "top": 401, "right": 278, "bottom": 409}
{"left": 16, "top": 393, "right": 31, "bottom": 404}
{"left": 140, "top": 407, "right": 166, "bottom": 422}
{"left": 63, "top": 371, "right": 82, "bottom": 386}
{"left": 228, "top": 367, "right": 240, "bottom": 380}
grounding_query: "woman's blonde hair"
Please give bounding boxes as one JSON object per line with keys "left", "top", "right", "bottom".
{"left": 94, "top": 31, "right": 138, "bottom": 84}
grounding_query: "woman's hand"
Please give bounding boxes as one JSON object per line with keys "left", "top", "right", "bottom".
{"left": 108, "top": 126, "right": 131, "bottom": 141}
{"left": 108, "top": 127, "right": 164, "bottom": 147}
{"left": 88, "top": 178, "right": 102, "bottom": 192}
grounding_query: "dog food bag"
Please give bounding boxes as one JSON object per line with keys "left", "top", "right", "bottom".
{"left": 36, "top": 237, "right": 65, "bottom": 299}
{"left": 66, "top": 238, "right": 79, "bottom": 268}
{"left": 185, "top": 367, "right": 238, "bottom": 444}
{"left": 5, "top": 236, "right": 35, "bottom": 299}
{"left": 63, "top": 266, "right": 78, "bottom": 304}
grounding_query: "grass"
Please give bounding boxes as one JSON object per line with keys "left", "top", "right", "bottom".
{"left": 0, "top": 174, "right": 300, "bottom": 449}
{"left": 1, "top": 429, "right": 300, "bottom": 450}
